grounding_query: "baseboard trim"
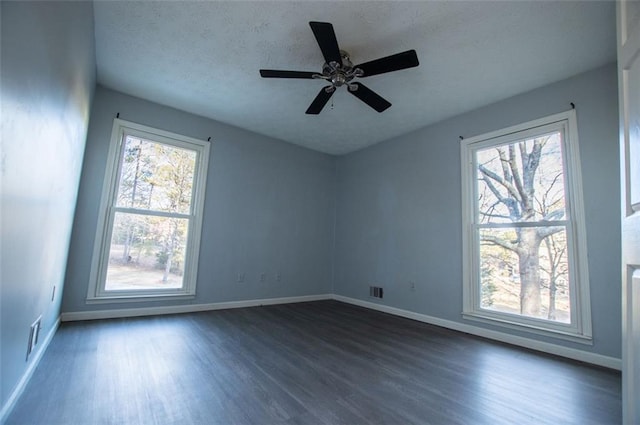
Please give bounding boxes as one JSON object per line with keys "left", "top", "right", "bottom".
{"left": 60, "top": 294, "right": 333, "bottom": 322}
{"left": 333, "top": 295, "right": 621, "bottom": 371}
{"left": 0, "top": 317, "right": 60, "bottom": 424}
{"left": 59, "top": 293, "right": 620, "bottom": 370}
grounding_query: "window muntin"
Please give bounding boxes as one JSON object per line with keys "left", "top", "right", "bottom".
{"left": 462, "top": 111, "right": 591, "bottom": 341}
{"left": 88, "top": 120, "right": 209, "bottom": 301}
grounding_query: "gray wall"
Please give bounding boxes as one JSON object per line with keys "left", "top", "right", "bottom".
{"left": 0, "top": 4, "right": 620, "bottom": 419}
{"left": 334, "top": 64, "right": 621, "bottom": 358}
{"left": 65, "top": 65, "right": 620, "bottom": 360}
{"left": 62, "top": 86, "right": 336, "bottom": 313}
{"left": 0, "top": 0, "right": 95, "bottom": 413}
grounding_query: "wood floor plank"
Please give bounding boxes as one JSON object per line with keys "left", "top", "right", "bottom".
{"left": 6, "top": 301, "right": 621, "bottom": 424}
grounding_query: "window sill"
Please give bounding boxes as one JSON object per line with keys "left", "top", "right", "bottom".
{"left": 86, "top": 293, "right": 196, "bottom": 304}
{"left": 462, "top": 311, "right": 593, "bottom": 345}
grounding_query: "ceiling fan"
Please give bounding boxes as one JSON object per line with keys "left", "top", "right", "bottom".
{"left": 259, "top": 21, "right": 419, "bottom": 114}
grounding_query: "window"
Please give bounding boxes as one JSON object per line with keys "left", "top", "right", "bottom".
{"left": 461, "top": 111, "right": 591, "bottom": 341}
{"left": 88, "top": 119, "right": 209, "bottom": 301}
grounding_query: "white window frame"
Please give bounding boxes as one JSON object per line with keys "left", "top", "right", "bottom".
{"left": 461, "top": 110, "right": 592, "bottom": 343}
{"left": 87, "top": 119, "right": 209, "bottom": 302}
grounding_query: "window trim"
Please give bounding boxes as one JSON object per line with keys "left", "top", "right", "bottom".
{"left": 461, "top": 110, "right": 592, "bottom": 343}
{"left": 86, "top": 119, "right": 210, "bottom": 302}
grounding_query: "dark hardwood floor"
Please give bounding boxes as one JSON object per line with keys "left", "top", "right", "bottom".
{"left": 7, "top": 301, "right": 621, "bottom": 424}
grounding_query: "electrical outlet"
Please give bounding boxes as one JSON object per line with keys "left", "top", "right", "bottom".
{"left": 409, "top": 281, "right": 416, "bottom": 291}
{"left": 275, "top": 272, "right": 281, "bottom": 282}
{"left": 26, "top": 316, "right": 42, "bottom": 361}
{"left": 32, "top": 316, "right": 41, "bottom": 346}
{"left": 260, "top": 273, "right": 266, "bottom": 283}
{"left": 236, "top": 272, "right": 245, "bottom": 283}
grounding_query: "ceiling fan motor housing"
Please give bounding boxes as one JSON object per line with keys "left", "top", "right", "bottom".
{"left": 317, "top": 50, "right": 363, "bottom": 92}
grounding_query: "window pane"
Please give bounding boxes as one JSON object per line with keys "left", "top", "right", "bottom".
{"left": 476, "top": 132, "right": 566, "bottom": 224}
{"left": 105, "top": 212, "right": 189, "bottom": 291}
{"left": 116, "top": 136, "right": 196, "bottom": 214}
{"left": 479, "top": 227, "right": 570, "bottom": 323}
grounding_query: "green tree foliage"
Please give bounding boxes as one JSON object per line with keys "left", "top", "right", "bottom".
{"left": 112, "top": 137, "right": 195, "bottom": 283}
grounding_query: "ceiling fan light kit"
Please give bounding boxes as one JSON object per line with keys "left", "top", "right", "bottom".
{"left": 312, "top": 50, "right": 363, "bottom": 93}
{"left": 259, "top": 21, "right": 419, "bottom": 115}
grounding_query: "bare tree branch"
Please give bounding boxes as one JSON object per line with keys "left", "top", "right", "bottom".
{"left": 508, "top": 144, "right": 527, "bottom": 207}
{"left": 536, "top": 171, "right": 564, "bottom": 217}
{"left": 478, "top": 173, "right": 506, "bottom": 202}
{"left": 542, "top": 209, "right": 565, "bottom": 221}
{"left": 497, "top": 148, "right": 513, "bottom": 184}
{"left": 522, "top": 139, "right": 545, "bottom": 198}
{"left": 537, "top": 225, "right": 564, "bottom": 239}
{"left": 478, "top": 164, "right": 522, "bottom": 205}
{"left": 481, "top": 234, "right": 523, "bottom": 254}
{"left": 479, "top": 211, "right": 512, "bottom": 220}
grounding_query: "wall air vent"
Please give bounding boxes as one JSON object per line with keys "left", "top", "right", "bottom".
{"left": 369, "top": 286, "right": 383, "bottom": 299}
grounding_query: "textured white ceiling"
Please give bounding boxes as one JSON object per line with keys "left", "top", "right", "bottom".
{"left": 94, "top": 1, "right": 616, "bottom": 155}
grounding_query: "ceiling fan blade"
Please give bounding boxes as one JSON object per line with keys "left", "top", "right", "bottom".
{"left": 348, "top": 82, "right": 391, "bottom": 113}
{"left": 309, "top": 21, "right": 342, "bottom": 66}
{"left": 260, "top": 69, "right": 317, "bottom": 79}
{"left": 306, "top": 86, "right": 334, "bottom": 114}
{"left": 355, "top": 50, "right": 419, "bottom": 77}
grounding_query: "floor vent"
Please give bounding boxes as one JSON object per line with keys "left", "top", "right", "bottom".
{"left": 370, "top": 286, "right": 384, "bottom": 299}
